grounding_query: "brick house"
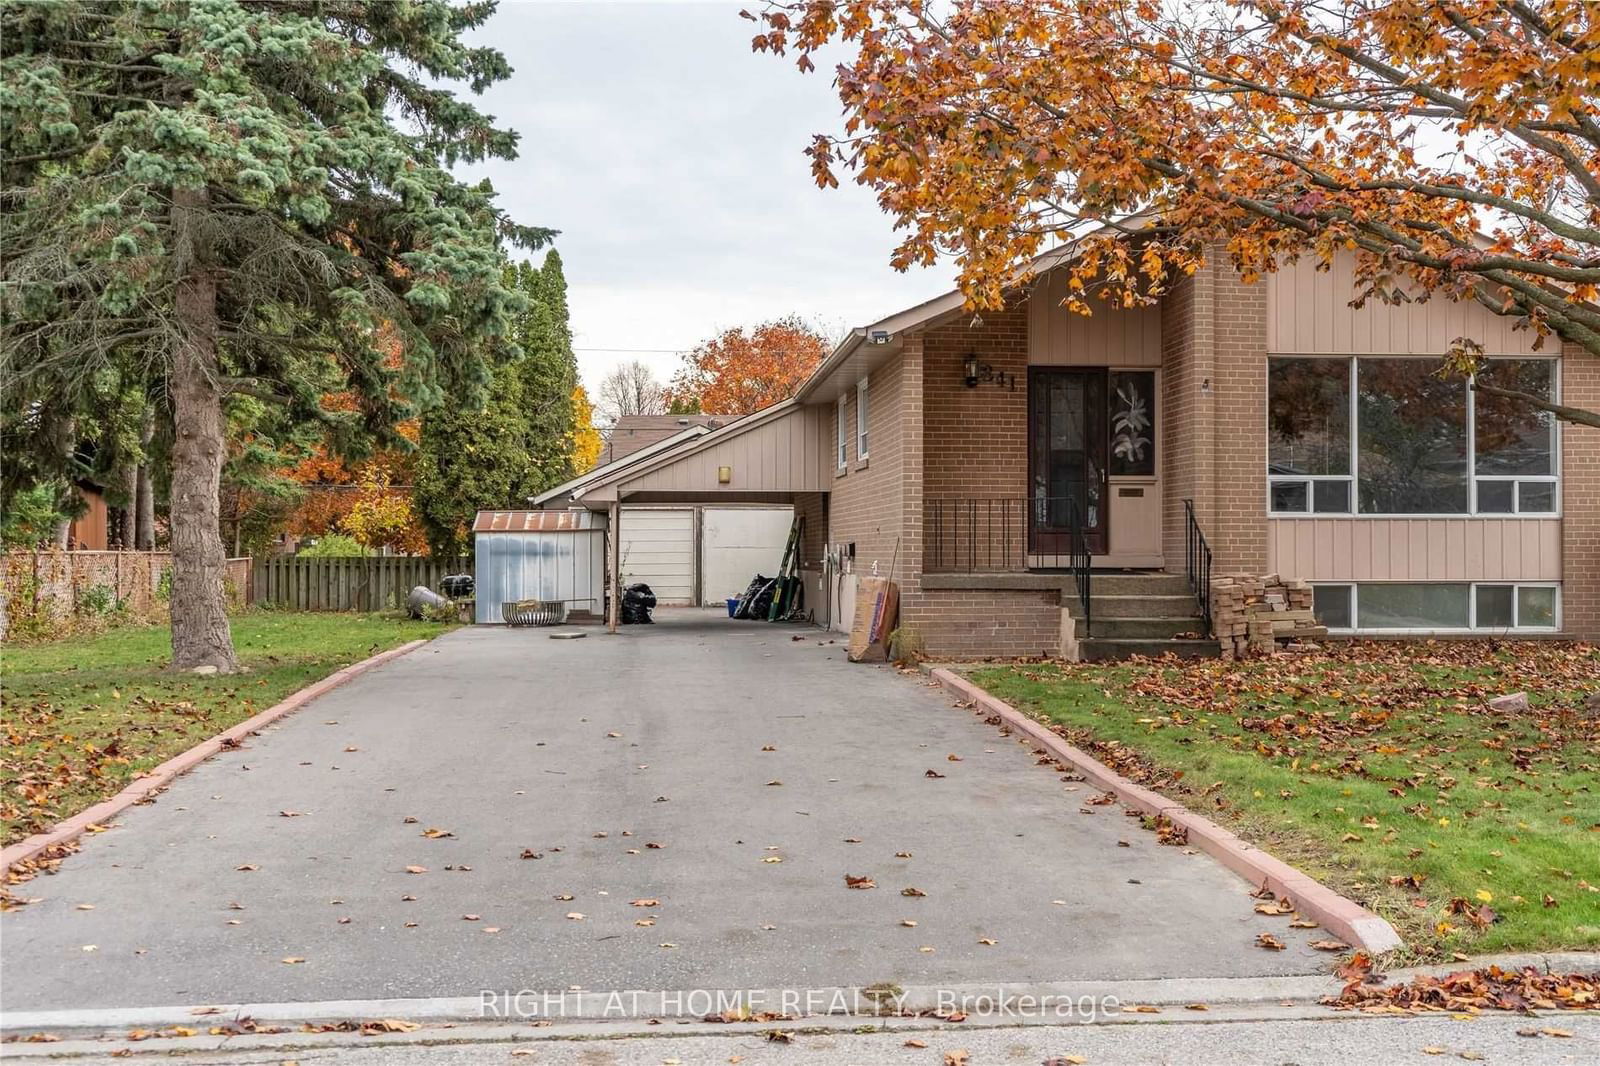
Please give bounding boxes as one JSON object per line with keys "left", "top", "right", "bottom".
{"left": 557, "top": 242, "right": 1597, "bottom": 659}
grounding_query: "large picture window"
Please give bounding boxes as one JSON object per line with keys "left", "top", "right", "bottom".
{"left": 1267, "top": 356, "right": 1558, "bottom": 515}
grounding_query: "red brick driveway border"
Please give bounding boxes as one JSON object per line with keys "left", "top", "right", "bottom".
{"left": 930, "top": 667, "right": 1405, "bottom": 956}
{"left": 2, "top": 639, "right": 432, "bottom": 875}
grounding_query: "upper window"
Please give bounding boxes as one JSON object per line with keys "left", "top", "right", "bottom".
{"left": 836, "top": 394, "right": 848, "bottom": 470}
{"left": 1267, "top": 356, "right": 1557, "bottom": 516}
{"left": 856, "top": 377, "right": 870, "bottom": 461}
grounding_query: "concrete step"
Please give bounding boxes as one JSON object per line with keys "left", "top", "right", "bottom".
{"left": 1088, "top": 572, "right": 1193, "bottom": 596}
{"left": 1077, "top": 637, "right": 1221, "bottom": 662}
{"left": 1070, "top": 593, "right": 1201, "bottom": 619}
{"left": 1087, "top": 616, "right": 1210, "bottom": 640}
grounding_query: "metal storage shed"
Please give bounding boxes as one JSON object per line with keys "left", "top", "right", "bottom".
{"left": 472, "top": 510, "right": 606, "bottom": 625}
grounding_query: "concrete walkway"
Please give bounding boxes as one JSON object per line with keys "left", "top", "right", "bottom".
{"left": 1, "top": 611, "right": 1328, "bottom": 1014}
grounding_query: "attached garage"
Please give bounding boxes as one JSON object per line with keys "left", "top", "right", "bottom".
{"left": 619, "top": 505, "right": 793, "bottom": 607}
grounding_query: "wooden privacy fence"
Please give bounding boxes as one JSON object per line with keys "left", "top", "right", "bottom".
{"left": 252, "top": 556, "right": 470, "bottom": 612}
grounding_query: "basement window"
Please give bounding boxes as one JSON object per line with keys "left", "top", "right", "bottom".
{"left": 1312, "top": 582, "right": 1559, "bottom": 632}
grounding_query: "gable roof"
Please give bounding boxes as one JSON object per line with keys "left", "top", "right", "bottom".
{"left": 530, "top": 423, "right": 710, "bottom": 506}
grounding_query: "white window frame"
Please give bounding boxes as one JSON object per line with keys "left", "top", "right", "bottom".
{"left": 1310, "top": 581, "right": 1561, "bottom": 634}
{"left": 856, "top": 376, "right": 870, "bottom": 462}
{"left": 836, "top": 394, "right": 848, "bottom": 471}
{"left": 1266, "top": 355, "right": 1561, "bottom": 518}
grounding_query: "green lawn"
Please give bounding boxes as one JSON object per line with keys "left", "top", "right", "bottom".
{"left": 1, "top": 612, "right": 452, "bottom": 846}
{"left": 969, "top": 641, "right": 1600, "bottom": 958}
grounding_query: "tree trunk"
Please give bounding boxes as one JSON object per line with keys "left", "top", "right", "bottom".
{"left": 135, "top": 407, "right": 156, "bottom": 551}
{"left": 47, "top": 412, "right": 74, "bottom": 548}
{"left": 168, "top": 184, "right": 239, "bottom": 673}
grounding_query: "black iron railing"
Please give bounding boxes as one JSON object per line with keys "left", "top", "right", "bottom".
{"left": 923, "top": 496, "right": 1094, "bottom": 634}
{"left": 1065, "top": 498, "right": 1092, "bottom": 637}
{"left": 1182, "top": 498, "right": 1213, "bottom": 636}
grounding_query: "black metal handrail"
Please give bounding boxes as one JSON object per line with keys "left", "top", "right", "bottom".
{"left": 1066, "top": 498, "right": 1092, "bottom": 637}
{"left": 1182, "top": 498, "right": 1213, "bottom": 636}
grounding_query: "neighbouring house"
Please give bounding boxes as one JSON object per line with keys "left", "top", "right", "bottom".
{"left": 595, "top": 414, "right": 728, "bottom": 467}
{"left": 540, "top": 240, "right": 1597, "bottom": 659}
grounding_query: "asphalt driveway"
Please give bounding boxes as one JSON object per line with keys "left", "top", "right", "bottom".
{"left": 1, "top": 611, "right": 1326, "bottom": 1013}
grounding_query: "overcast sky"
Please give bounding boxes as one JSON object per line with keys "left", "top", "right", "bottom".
{"left": 456, "top": 0, "right": 951, "bottom": 394}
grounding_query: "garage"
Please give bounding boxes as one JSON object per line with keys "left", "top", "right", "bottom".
{"left": 619, "top": 505, "right": 794, "bottom": 607}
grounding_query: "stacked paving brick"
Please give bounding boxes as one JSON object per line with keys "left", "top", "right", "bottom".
{"left": 1209, "top": 573, "right": 1323, "bottom": 659}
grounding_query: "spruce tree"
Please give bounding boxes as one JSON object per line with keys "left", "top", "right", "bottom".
{"left": 413, "top": 250, "right": 578, "bottom": 555}
{"left": 1, "top": 0, "right": 546, "bottom": 670}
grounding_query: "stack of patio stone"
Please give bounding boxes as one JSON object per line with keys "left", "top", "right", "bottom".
{"left": 1209, "top": 574, "right": 1323, "bottom": 659}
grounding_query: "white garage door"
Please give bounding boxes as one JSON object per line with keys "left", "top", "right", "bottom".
{"left": 619, "top": 508, "right": 695, "bottom": 605}
{"left": 702, "top": 507, "right": 794, "bottom": 606}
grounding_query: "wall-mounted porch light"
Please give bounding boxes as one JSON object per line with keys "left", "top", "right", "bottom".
{"left": 963, "top": 353, "right": 981, "bottom": 388}
{"left": 963, "top": 353, "right": 1016, "bottom": 391}
{"left": 717, "top": 465, "right": 732, "bottom": 484}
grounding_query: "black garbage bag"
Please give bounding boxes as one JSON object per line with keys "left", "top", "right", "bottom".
{"left": 732, "top": 575, "right": 767, "bottom": 619}
{"left": 621, "top": 582, "right": 656, "bottom": 624}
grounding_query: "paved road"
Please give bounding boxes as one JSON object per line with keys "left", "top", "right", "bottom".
{"left": 2, "top": 611, "right": 1327, "bottom": 1014}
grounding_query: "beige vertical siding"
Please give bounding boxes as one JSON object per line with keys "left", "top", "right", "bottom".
{"left": 1027, "top": 273, "right": 1162, "bottom": 367}
{"left": 617, "top": 405, "right": 829, "bottom": 495}
{"left": 1265, "top": 251, "right": 1542, "bottom": 356}
{"left": 1267, "top": 518, "right": 1562, "bottom": 581}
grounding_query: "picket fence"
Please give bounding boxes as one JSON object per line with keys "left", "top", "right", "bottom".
{"left": 252, "top": 555, "right": 470, "bottom": 612}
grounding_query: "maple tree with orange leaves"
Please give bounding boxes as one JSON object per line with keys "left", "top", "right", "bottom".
{"left": 749, "top": 0, "right": 1600, "bottom": 426}
{"left": 670, "top": 316, "right": 831, "bottom": 415}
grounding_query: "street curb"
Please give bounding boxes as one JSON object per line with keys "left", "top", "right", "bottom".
{"left": 1, "top": 638, "right": 431, "bottom": 874}
{"left": 930, "top": 667, "right": 1405, "bottom": 956}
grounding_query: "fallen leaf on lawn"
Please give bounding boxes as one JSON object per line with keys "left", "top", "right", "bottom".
{"left": 1310, "top": 939, "right": 1351, "bottom": 951}
{"left": 404, "top": 865, "right": 427, "bottom": 874}
{"left": 901, "top": 886, "right": 927, "bottom": 897}
{"left": 631, "top": 899, "right": 660, "bottom": 907}
{"left": 844, "top": 875, "right": 876, "bottom": 890}
{"left": 1255, "top": 933, "right": 1286, "bottom": 950}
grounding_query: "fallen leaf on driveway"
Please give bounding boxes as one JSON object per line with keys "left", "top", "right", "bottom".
{"left": 1255, "top": 933, "right": 1286, "bottom": 950}
{"left": 190, "top": 1007, "right": 224, "bottom": 1016}
{"left": 403, "top": 816, "right": 418, "bottom": 824}
{"left": 947, "top": 754, "right": 962, "bottom": 761}
{"left": 766, "top": 1029, "right": 795, "bottom": 1043}
{"left": 844, "top": 875, "right": 876, "bottom": 890}
{"left": 235, "top": 864, "right": 259, "bottom": 872}
{"left": 421, "top": 828, "right": 454, "bottom": 839}
{"left": 554, "top": 894, "right": 574, "bottom": 901}
{"left": 765, "top": 780, "right": 782, "bottom": 787}
{"left": 404, "top": 866, "right": 428, "bottom": 874}
{"left": 1289, "top": 918, "right": 1319, "bottom": 928}
{"left": 565, "top": 912, "right": 585, "bottom": 920}
{"left": 278, "top": 810, "right": 303, "bottom": 818}
{"left": 75, "top": 903, "right": 94, "bottom": 910}
{"left": 631, "top": 899, "right": 660, "bottom": 907}
{"left": 362, "top": 1019, "right": 420, "bottom": 1033}
{"left": 761, "top": 745, "right": 777, "bottom": 751}
{"left": 646, "top": 841, "right": 664, "bottom": 849}
{"left": 924, "top": 769, "right": 946, "bottom": 778}
{"left": 1309, "top": 939, "right": 1351, "bottom": 951}
{"left": 762, "top": 856, "right": 782, "bottom": 864}
{"left": 901, "top": 919, "right": 917, "bottom": 927}
{"left": 1123, "top": 1005, "right": 1160, "bottom": 1014}
{"left": 605, "top": 732, "right": 621, "bottom": 738}
{"left": 281, "top": 957, "right": 305, "bottom": 964}
{"left": 1253, "top": 898, "right": 1294, "bottom": 915}
{"left": 901, "top": 887, "right": 927, "bottom": 897}
{"left": 977, "top": 938, "right": 996, "bottom": 945}
{"left": 462, "top": 914, "right": 480, "bottom": 921}
{"left": 895, "top": 851, "right": 912, "bottom": 858}
{"left": 1185, "top": 1003, "right": 1208, "bottom": 1011}
{"left": 904, "top": 1038, "right": 927, "bottom": 1048}
{"left": 843, "top": 837, "right": 862, "bottom": 843}
{"left": 521, "top": 849, "right": 542, "bottom": 859}
{"left": 943, "top": 1050, "right": 968, "bottom": 1065}
{"left": 636, "top": 918, "right": 655, "bottom": 927}
{"left": 1421, "top": 1047, "right": 1445, "bottom": 1056}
